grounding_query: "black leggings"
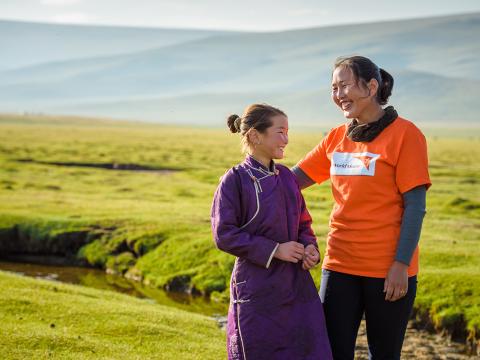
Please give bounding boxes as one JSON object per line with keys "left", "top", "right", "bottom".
{"left": 319, "top": 269, "right": 417, "bottom": 360}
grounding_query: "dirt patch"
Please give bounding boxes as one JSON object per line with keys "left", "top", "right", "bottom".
{"left": 16, "top": 159, "right": 179, "bottom": 173}
{"left": 355, "top": 320, "right": 475, "bottom": 359}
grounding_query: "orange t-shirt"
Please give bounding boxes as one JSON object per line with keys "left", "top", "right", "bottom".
{"left": 297, "top": 117, "right": 431, "bottom": 278}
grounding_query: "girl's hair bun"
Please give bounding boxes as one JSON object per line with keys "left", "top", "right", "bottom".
{"left": 227, "top": 114, "right": 241, "bottom": 133}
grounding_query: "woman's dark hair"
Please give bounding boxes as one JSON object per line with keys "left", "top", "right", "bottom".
{"left": 334, "top": 56, "right": 394, "bottom": 105}
{"left": 227, "top": 103, "right": 286, "bottom": 152}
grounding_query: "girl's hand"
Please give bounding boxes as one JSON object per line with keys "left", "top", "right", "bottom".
{"left": 274, "top": 241, "right": 305, "bottom": 263}
{"left": 302, "top": 244, "right": 320, "bottom": 270}
{"left": 384, "top": 261, "right": 409, "bottom": 301}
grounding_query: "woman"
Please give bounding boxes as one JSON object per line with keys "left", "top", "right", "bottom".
{"left": 293, "top": 56, "right": 431, "bottom": 360}
{"left": 211, "top": 103, "right": 332, "bottom": 359}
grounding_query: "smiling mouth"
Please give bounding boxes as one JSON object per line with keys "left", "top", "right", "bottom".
{"left": 341, "top": 101, "right": 352, "bottom": 110}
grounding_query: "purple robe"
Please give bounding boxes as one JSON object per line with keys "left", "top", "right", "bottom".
{"left": 211, "top": 155, "right": 332, "bottom": 360}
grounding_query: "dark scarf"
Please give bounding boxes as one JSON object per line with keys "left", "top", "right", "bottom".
{"left": 347, "top": 106, "right": 398, "bottom": 142}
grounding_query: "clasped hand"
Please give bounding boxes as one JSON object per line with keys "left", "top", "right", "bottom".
{"left": 273, "top": 242, "right": 319, "bottom": 270}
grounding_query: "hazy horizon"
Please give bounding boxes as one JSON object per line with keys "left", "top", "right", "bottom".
{"left": 1, "top": 10, "right": 479, "bottom": 33}
{"left": 1, "top": 0, "right": 480, "bottom": 31}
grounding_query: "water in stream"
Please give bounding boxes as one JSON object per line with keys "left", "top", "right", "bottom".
{"left": 0, "top": 259, "right": 228, "bottom": 317}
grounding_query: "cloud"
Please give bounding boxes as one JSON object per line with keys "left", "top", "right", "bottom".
{"left": 51, "top": 12, "right": 95, "bottom": 24}
{"left": 41, "top": 0, "right": 82, "bottom": 6}
{"left": 289, "top": 8, "right": 329, "bottom": 17}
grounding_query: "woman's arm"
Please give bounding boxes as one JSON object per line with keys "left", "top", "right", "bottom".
{"left": 292, "top": 133, "right": 332, "bottom": 190}
{"left": 384, "top": 185, "right": 427, "bottom": 301}
{"left": 291, "top": 166, "right": 316, "bottom": 190}
{"left": 385, "top": 123, "right": 431, "bottom": 301}
{"left": 395, "top": 185, "right": 427, "bottom": 265}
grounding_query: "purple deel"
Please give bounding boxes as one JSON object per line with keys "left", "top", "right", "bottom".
{"left": 211, "top": 155, "right": 332, "bottom": 360}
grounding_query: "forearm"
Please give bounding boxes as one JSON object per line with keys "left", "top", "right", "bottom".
{"left": 395, "top": 185, "right": 427, "bottom": 265}
{"left": 214, "top": 228, "right": 279, "bottom": 268}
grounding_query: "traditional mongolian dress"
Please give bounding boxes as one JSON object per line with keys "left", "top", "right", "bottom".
{"left": 211, "top": 155, "right": 332, "bottom": 360}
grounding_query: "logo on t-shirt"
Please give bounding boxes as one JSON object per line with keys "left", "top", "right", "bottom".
{"left": 330, "top": 151, "right": 380, "bottom": 176}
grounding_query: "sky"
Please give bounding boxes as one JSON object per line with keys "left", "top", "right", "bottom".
{"left": 0, "top": 0, "right": 479, "bottom": 31}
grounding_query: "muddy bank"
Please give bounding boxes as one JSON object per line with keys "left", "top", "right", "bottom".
{"left": 411, "top": 308, "right": 479, "bottom": 356}
{"left": 355, "top": 320, "right": 475, "bottom": 359}
{"left": 0, "top": 225, "right": 96, "bottom": 265}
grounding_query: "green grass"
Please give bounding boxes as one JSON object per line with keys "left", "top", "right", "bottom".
{"left": 1, "top": 113, "right": 479, "bottom": 347}
{"left": 0, "top": 270, "right": 225, "bottom": 359}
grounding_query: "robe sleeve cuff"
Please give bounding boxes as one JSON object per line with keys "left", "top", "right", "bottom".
{"left": 266, "top": 243, "right": 279, "bottom": 269}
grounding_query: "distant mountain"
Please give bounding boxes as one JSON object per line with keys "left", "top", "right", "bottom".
{"left": 0, "top": 19, "right": 231, "bottom": 71}
{"left": 1, "top": 13, "right": 479, "bottom": 126}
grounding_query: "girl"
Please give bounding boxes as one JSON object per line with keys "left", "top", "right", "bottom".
{"left": 211, "top": 103, "right": 332, "bottom": 359}
{"left": 293, "top": 56, "right": 431, "bottom": 359}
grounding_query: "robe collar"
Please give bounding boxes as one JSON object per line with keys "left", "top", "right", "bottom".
{"left": 244, "top": 154, "right": 278, "bottom": 176}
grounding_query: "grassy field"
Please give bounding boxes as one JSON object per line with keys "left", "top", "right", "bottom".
{"left": 1, "top": 113, "right": 479, "bottom": 350}
{"left": 0, "top": 270, "right": 225, "bottom": 359}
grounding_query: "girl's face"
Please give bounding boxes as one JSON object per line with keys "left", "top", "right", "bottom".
{"left": 254, "top": 115, "right": 289, "bottom": 160}
{"left": 331, "top": 66, "right": 377, "bottom": 120}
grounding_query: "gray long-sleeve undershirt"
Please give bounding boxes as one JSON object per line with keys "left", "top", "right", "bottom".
{"left": 291, "top": 166, "right": 426, "bottom": 266}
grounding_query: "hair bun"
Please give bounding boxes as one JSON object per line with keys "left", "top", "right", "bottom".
{"left": 378, "top": 68, "right": 394, "bottom": 105}
{"left": 227, "top": 114, "right": 241, "bottom": 133}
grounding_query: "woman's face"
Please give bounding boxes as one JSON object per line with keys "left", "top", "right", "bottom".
{"left": 255, "top": 115, "right": 289, "bottom": 160}
{"left": 331, "top": 66, "right": 374, "bottom": 120}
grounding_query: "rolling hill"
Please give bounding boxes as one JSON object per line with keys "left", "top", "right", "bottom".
{"left": 1, "top": 13, "right": 479, "bottom": 126}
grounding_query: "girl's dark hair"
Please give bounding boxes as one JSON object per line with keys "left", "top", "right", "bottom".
{"left": 227, "top": 103, "right": 286, "bottom": 152}
{"left": 334, "top": 55, "right": 394, "bottom": 105}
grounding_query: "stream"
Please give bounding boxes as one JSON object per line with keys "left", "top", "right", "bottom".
{"left": 0, "top": 258, "right": 228, "bottom": 317}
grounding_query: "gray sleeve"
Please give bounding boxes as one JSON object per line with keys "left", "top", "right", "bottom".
{"left": 395, "top": 185, "right": 427, "bottom": 265}
{"left": 291, "top": 166, "right": 316, "bottom": 190}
